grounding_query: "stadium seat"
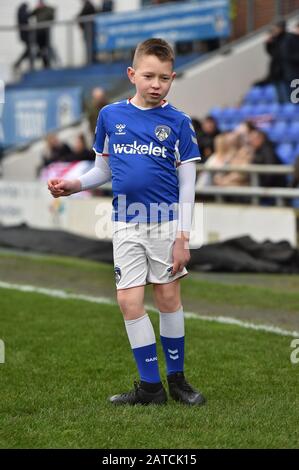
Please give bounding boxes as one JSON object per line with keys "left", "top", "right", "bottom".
{"left": 280, "top": 103, "right": 298, "bottom": 120}
{"left": 287, "top": 122, "right": 299, "bottom": 142}
{"left": 266, "top": 103, "right": 280, "bottom": 117}
{"left": 254, "top": 103, "right": 272, "bottom": 115}
{"left": 220, "top": 107, "right": 239, "bottom": 120}
{"left": 268, "top": 121, "right": 288, "bottom": 142}
{"left": 244, "top": 86, "right": 264, "bottom": 104}
{"left": 263, "top": 85, "right": 277, "bottom": 103}
{"left": 276, "top": 143, "right": 296, "bottom": 164}
{"left": 210, "top": 107, "right": 223, "bottom": 120}
{"left": 239, "top": 104, "right": 255, "bottom": 119}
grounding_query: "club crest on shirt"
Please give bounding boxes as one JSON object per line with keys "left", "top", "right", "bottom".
{"left": 155, "top": 125, "right": 171, "bottom": 142}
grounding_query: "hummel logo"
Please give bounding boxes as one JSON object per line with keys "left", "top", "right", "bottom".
{"left": 168, "top": 348, "right": 179, "bottom": 360}
{"left": 115, "top": 123, "right": 126, "bottom": 135}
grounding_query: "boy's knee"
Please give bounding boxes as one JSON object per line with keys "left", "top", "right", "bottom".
{"left": 154, "top": 286, "right": 181, "bottom": 313}
{"left": 117, "top": 290, "right": 144, "bottom": 320}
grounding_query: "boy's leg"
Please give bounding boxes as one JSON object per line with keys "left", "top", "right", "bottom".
{"left": 109, "top": 284, "right": 167, "bottom": 405}
{"left": 117, "top": 286, "right": 161, "bottom": 384}
{"left": 153, "top": 279, "right": 206, "bottom": 406}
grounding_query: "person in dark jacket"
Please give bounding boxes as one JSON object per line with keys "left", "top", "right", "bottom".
{"left": 101, "top": 1, "right": 114, "bottom": 13}
{"left": 71, "top": 134, "right": 94, "bottom": 161}
{"left": 198, "top": 116, "right": 220, "bottom": 162}
{"left": 265, "top": 21, "right": 286, "bottom": 82}
{"left": 249, "top": 129, "right": 286, "bottom": 187}
{"left": 282, "top": 23, "right": 299, "bottom": 102}
{"left": 13, "top": 3, "right": 34, "bottom": 70}
{"left": 77, "top": 0, "right": 97, "bottom": 64}
{"left": 30, "top": 1, "right": 56, "bottom": 68}
{"left": 37, "top": 133, "right": 73, "bottom": 176}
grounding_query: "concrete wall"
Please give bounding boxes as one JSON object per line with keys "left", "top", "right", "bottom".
{"left": 0, "top": 182, "right": 296, "bottom": 246}
{"left": 169, "top": 32, "right": 269, "bottom": 118}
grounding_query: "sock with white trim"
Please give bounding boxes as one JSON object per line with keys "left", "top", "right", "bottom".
{"left": 159, "top": 307, "right": 185, "bottom": 375}
{"left": 125, "top": 314, "right": 161, "bottom": 384}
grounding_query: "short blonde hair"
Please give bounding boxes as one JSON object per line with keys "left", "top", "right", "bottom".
{"left": 133, "top": 38, "right": 175, "bottom": 68}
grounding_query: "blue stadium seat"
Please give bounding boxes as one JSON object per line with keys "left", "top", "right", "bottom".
{"left": 218, "top": 121, "right": 233, "bottom": 132}
{"left": 210, "top": 107, "right": 223, "bottom": 120}
{"left": 266, "top": 103, "right": 281, "bottom": 117}
{"left": 280, "top": 103, "right": 298, "bottom": 120}
{"left": 287, "top": 122, "right": 299, "bottom": 142}
{"left": 244, "top": 86, "right": 264, "bottom": 104}
{"left": 254, "top": 103, "right": 272, "bottom": 115}
{"left": 268, "top": 121, "right": 288, "bottom": 142}
{"left": 276, "top": 143, "right": 296, "bottom": 164}
{"left": 220, "top": 107, "right": 239, "bottom": 120}
{"left": 239, "top": 104, "right": 255, "bottom": 119}
{"left": 263, "top": 85, "right": 277, "bottom": 103}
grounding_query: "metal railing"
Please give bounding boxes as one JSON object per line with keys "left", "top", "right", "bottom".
{"left": 2, "top": 0, "right": 299, "bottom": 72}
{"left": 195, "top": 163, "right": 299, "bottom": 206}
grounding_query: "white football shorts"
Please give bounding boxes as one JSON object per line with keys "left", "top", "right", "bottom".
{"left": 112, "top": 220, "right": 188, "bottom": 290}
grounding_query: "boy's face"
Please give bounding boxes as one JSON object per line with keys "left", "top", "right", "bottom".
{"left": 127, "top": 54, "right": 176, "bottom": 107}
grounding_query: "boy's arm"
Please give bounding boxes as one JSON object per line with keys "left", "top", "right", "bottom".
{"left": 176, "top": 160, "right": 197, "bottom": 240}
{"left": 78, "top": 154, "right": 111, "bottom": 191}
{"left": 171, "top": 161, "right": 196, "bottom": 276}
{"left": 48, "top": 155, "right": 111, "bottom": 198}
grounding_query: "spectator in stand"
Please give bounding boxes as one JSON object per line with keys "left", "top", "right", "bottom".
{"left": 248, "top": 129, "right": 286, "bottom": 187}
{"left": 255, "top": 21, "right": 287, "bottom": 102}
{"left": 37, "top": 133, "right": 73, "bottom": 175}
{"left": 71, "top": 133, "right": 94, "bottom": 161}
{"left": 196, "top": 133, "right": 232, "bottom": 188}
{"left": 30, "top": 0, "right": 56, "bottom": 68}
{"left": 85, "top": 87, "right": 109, "bottom": 135}
{"left": 77, "top": 0, "right": 97, "bottom": 64}
{"left": 199, "top": 116, "right": 220, "bottom": 162}
{"left": 101, "top": 0, "right": 114, "bottom": 12}
{"left": 234, "top": 120, "right": 257, "bottom": 146}
{"left": 191, "top": 117, "right": 203, "bottom": 152}
{"left": 282, "top": 22, "right": 299, "bottom": 103}
{"left": 213, "top": 133, "right": 253, "bottom": 187}
{"left": 13, "top": 3, "right": 34, "bottom": 71}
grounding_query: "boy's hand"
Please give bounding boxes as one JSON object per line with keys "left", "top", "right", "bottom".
{"left": 47, "top": 178, "right": 81, "bottom": 198}
{"left": 171, "top": 232, "right": 190, "bottom": 276}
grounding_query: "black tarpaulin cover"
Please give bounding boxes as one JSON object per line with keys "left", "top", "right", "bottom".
{"left": 0, "top": 224, "right": 298, "bottom": 273}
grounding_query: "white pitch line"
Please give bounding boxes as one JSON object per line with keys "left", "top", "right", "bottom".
{"left": 0, "top": 281, "right": 298, "bottom": 338}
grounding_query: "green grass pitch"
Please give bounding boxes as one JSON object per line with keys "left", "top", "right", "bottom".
{"left": 0, "top": 254, "right": 298, "bottom": 448}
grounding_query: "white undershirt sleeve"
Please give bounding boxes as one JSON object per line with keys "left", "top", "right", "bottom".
{"left": 177, "top": 161, "right": 197, "bottom": 234}
{"left": 78, "top": 154, "right": 112, "bottom": 191}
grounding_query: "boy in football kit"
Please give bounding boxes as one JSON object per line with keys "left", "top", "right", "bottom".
{"left": 48, "top": 38, "right": 205, "bottom": 406}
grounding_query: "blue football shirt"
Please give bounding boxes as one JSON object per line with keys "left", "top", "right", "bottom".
{"left": 93, "top": 99, "right": 201, "bottom": 223}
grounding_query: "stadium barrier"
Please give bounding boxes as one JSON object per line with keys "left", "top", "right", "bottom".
{"left": 0, "top": 180, "right": 296, "bottom": 247}
{"left": 195, "top": 163, "right": 298, "bottom": 206}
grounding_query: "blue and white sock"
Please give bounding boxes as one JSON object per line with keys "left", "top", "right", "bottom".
{"left": 160, "top": 307, "right": 185, "bottom": 375}
{"left": 125, "top": 314, "right": 161, "bottom": 384}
